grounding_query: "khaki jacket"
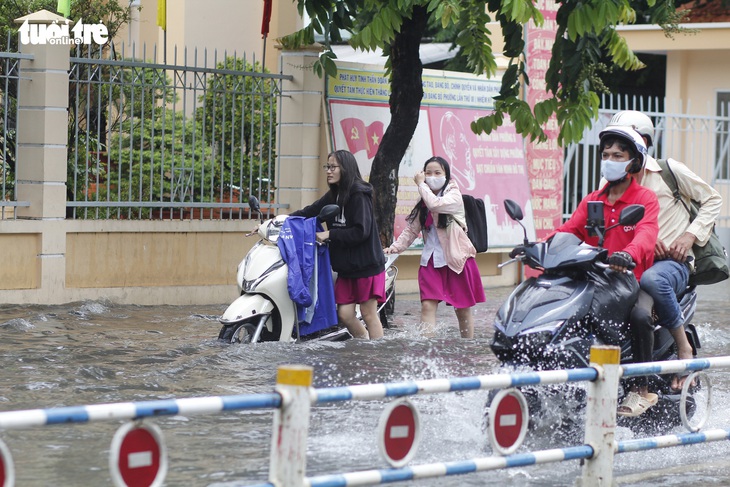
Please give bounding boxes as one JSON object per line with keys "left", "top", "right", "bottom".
{"left": 388, "top": 181, "right": 476, "bottom": 273}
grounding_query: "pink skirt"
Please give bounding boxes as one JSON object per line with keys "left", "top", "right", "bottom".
{"left": 418, "top": 257, "right": 485, "bottom": 308}
{"left": 334, "top": 271, "right": 386, "bottom": 305}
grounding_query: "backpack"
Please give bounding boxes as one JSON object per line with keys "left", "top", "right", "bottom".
{"left": 461, "top": 194, "right": 488, "bottom": 253}
{"left": 656, "top": 159, "right": 729, "bottom": 286}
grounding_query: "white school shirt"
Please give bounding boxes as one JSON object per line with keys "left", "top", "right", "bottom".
{"left": 420, "top": 214, "right": 447, "bottom": 268}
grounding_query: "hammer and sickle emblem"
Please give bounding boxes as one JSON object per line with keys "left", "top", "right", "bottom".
{"left": 350, "top": 127, "right": 360, "bottom": 140}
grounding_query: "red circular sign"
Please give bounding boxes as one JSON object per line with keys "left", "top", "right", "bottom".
{"left": 488, "top": 388, "right": 528, "bottom": 455}
{"left": 110, "top": 422, "right": 167, "bottom": 487}
{"left": 378, "top": 399, "right": 421, "bottom": 467}
{"left": 119, "top": 428, "right": 160, "bottom": 486}
{"left": 0, "top": 438, "right": 14, "bottom": 487}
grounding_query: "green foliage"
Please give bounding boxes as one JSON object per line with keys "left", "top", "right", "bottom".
{"left": 196, "top": 57, "right": 278, "bottom": 200}
{"left": 107, "top": 109, "right": 215, "bottom": 217}
{"left": 284, "top": 0, "right": 689, "bottom": 145}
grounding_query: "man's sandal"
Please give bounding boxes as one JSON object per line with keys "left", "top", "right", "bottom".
{"left": 617, "top": 391, "right": 658, "bottom": 417}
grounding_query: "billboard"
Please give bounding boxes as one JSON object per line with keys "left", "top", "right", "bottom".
{"left": 327, "top": 66, "right": 536, "bottom": 248}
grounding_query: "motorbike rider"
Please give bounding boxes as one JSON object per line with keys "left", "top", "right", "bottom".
{"left": 606, "top": 110, "right": 723, "bottom": 390}
{"left": 548, "top": 126, "right": 660, "bottom": 417}
{"left": 290, "top": 150, "right": 387, "bottom": 340}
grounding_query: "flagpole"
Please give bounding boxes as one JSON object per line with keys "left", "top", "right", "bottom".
{"left": 163, "top": 1, "right": 166, "bottom": 65}
{"left": 261, "top": 0, "right": 272, "bottom": 74}
{"left": 158, "top": 0, "right": 167, "bottom": 64}
{"left": 262, "top": 34, "right": 267, "bottom": 74}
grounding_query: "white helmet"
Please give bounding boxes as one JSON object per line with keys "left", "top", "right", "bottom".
{"left": 598, "top": 125, "right": 648, "bottom": 174}
{"left": 606, "top": 110, "right": 654, "bottom": 147}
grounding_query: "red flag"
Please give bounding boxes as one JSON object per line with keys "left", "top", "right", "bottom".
{"left": 261, "top": 0, "right": 273, "bottom": 37}
{"left": 340, "top": 118, "right": 384, "bottom": 159}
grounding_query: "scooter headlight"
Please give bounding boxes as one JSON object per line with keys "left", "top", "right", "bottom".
{"left": 265, "top": 224, "right": 281, "bottom": 243}
{"left": 263, "top": 215, "right": 287, "bottom": 243}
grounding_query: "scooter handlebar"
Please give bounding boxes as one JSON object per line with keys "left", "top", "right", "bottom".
{"left": 595, "top": 261, "right": 636, "bottom": 273}
{"left": 498, "top": 258, "right": 518, "bottom": 269}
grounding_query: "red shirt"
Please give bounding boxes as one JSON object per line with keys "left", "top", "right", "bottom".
{"left": 553, "top": 179, "right": 659, "bottom": 281}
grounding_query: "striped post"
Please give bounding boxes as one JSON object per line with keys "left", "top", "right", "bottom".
{"left": 269, "top": 365, "right": 314, "bottom": 487}
{"left": 581, "top": 345, "right": 621, "bottom": 486}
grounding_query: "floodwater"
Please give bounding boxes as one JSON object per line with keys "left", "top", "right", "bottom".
{"left": 1, "top": 281, "right": 730, "bottom": 486}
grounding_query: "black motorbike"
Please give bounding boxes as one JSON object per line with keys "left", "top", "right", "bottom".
{"left": 489, "top": 199, "right": 701, "bottom": 436}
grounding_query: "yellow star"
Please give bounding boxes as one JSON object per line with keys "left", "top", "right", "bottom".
{"left": 371, "top": 132, "right": 380, "bottom": 146}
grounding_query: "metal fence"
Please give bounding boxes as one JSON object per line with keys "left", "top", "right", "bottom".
{"left": 66, "top": 44, "right": 287, "bottom": 220}
{"left": 563, "top": 94, "right": 730, "bottom": 224}
{"left": 0, "top": 47, "right": 27, "bottom": 221}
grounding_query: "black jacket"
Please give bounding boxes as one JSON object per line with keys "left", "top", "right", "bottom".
{"left": 291, "top": 187, "right": 385, "bottom": 279}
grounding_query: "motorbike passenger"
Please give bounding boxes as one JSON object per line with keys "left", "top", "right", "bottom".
{"left": 290, "top": 150, "right": 386, "bottom": 340}
{"left": 384, "top": 156, "right": 486, "bottom": 338}
{"left": 549, "top": 126, "right": 660, "bottom": 417}
{"left": 605, "top": 110, "right": 723, "bottom": 391}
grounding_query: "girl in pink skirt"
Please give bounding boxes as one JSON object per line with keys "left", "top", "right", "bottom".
{"left": 384, "top": 156, "right": 485, "bottom": 338}
{"left": 291, "top": 150, "right": 386, "bottom": 339}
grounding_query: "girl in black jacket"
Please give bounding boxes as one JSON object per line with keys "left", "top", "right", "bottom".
{"left": 291, "top": 150, "right": 386, "bottom": 339}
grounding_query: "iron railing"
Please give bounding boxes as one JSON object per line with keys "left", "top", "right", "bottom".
{"left": 66, "top": 44, "right": 288, "bottom": 220}
{"left": 0, "top": 47, "right": 28, "bottom": 221}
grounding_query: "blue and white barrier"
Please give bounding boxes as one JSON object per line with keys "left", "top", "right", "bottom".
{"left": 0, "top": 349, "right": 729, "bottom": 487}
{"left": 0, "top": 393, "right": 281, "bottom": 430}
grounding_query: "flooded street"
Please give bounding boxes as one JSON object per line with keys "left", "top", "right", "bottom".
{"left": 1, "top": 280, "right": 730, "bottom": 486}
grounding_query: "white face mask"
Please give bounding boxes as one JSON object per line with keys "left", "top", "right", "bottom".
{"left": 601, "top": 159, "right": 630, "bottom": 182}
{"left": 425, "top": 176, "right": 446, "bottom": 191}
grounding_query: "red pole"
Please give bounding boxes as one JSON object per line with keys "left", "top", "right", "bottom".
{"left": 261, "top": 0, "right": 272, "bottom": 73}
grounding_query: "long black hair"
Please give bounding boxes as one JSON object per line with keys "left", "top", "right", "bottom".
{"left": 326, "top": 150, "right": 372, "bottom": 208}
{"left": 406, "top": 156, "right": 452, "bottom": 229}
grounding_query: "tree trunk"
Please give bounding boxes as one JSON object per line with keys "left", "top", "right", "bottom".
{"left": 370, "top": 5, "right": 427, "bottom": 246}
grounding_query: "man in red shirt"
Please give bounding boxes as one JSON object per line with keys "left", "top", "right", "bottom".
{"left": 554, "top": 126, "right": 660, "bottom": 416}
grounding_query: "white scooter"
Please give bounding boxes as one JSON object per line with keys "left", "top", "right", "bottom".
{"left": 218, "top": 197, "right": 398, "bottom": 344}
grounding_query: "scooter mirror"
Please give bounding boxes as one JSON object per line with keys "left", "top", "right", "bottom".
{"left": 248, "top": 196, "right": 261, "bottom": 212}
{"left": 503, "top": 199, "right": 529, "bottom": 245}
{"left": 618, "top": 204, "right": 645, "bottom": 226}
{"left": 248, "top": 196, "right": 263, "bottom": 222}
{"left": 504, "top": 199, "right": 523, "bottom": 221}
{"left": 318, "top": 204, "right": 340, "bottom": 222}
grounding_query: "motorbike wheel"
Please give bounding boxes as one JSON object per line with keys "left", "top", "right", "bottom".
{"left": 384, "top": 283, "right": 396, "bottom": 316}
{"left": 217, "top": 324, "right": 254, "bottom": 344}
{"left": 379, "top": 284, "right": 396, "bottom": 328}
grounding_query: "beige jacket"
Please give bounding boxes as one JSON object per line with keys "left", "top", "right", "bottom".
{"left": 641, "top": 156, "right": 722, "bottom": 253}
{"left": 388, "top": 181, "right": 476, "bottom": 273}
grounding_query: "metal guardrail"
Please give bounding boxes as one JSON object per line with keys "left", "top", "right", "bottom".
{"left": 0, "top": 351, "right": 729, "bottom": 487}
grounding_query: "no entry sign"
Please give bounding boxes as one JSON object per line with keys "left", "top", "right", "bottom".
{"left": 377, "top": 399, "right": 421, "bottom": 467}
{"left": 110, "top": 422, "right": 167, "bottom": 487}
{"left": 488, "top": 388, "right": 529, "bottom": 455}
{"left": 0, "top": 438, "right": 14, "bottom": 487}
